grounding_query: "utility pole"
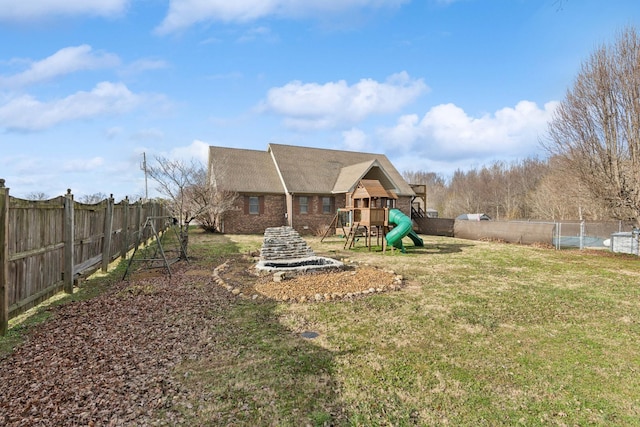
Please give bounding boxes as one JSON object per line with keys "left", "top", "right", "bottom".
{"left": 141, "top": 152, "right": 149, "bottom": 202}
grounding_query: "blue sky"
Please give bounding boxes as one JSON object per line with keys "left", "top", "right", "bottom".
{"left": 1, "top": 0, "right": 639, "bottom": 200}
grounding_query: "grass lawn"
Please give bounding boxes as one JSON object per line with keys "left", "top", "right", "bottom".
{"left": 2, "top": 229, "right": 639, "bottom": 426}
{"left": 178, "top": 230, "right": 640, "bottom": 426}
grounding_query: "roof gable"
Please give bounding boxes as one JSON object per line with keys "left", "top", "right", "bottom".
{"left": 332, "top": 159, "right": 399, "bottom": 194}
{"left": 208, "top": 144, "right": 415, "bottom": 196}
{"left": 268, "top": 144, "right": 414, "bottom": 196}
{"left": 332, "top": 160, "right": 376, "bottom": 194}
{"left": 352, "top": 179, "right": 398, "bottom": 199}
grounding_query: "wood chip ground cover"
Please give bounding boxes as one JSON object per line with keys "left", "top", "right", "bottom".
{"left": 0, "top": 249, "right": 394, "bottom": 425}
{"left": 0, "top": 264, "right": 236, "bottom": 426}
{"left": 215, "top": 256, "right": 401, "bottom": 302}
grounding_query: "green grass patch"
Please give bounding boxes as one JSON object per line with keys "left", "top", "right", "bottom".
{"left": 279, "top": 235, "right": 640, "bottom": 425}
{"left": 4, "top": 230, "right": 640, "bottom": 425}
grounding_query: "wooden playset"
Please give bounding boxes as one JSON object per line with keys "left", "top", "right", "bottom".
{"left": 323, "top": 179, "right": 423, "bottom": 252}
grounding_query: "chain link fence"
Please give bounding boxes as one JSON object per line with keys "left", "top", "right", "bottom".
{"left": 420, "top": 218, "right": 639, "bottom": 255}
{"left": 552, "top": 220, "right": 637, "bottom": 252}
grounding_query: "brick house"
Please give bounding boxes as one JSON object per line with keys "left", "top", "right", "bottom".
{"left": 208, "top": 143, "right": 416, "bottom": 234}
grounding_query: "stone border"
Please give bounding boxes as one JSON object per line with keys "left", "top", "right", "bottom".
{"left": 212, "top": 261, "right": 404, "bottom": 303}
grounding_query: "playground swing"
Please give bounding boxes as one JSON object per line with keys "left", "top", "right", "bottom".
{"left": 122, "top": 216, "right": 188, "bottom": 279}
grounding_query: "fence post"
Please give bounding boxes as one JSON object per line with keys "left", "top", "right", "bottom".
{"left": 101, "top": 195, "right": 114, "bottom": 272}
{"left": 63, "top": 189, "right": 74, "bottom": 294}
{"left": 120, "top": 197, "right": 130, "bottom": 259}
{"left": 0, "top": 179, "right": 9, "bottom": 335}
{"left": 135, "top": 199, "right": 142, "bottom": 251}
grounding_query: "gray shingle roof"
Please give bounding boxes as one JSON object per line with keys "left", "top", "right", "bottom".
{"left": 209, "top": 146, "right": 284, "bottom": 193}
{"left": 209, "top": 144, "right": 414, "bottom": 196}
{"left": 332, "top": 160, "right": 377, "bottom": 193}
{"left": 268, "top": 144, "right": 414, "bottom": 196}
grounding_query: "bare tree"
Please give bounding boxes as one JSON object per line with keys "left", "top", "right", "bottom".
{"left": 79, "top": 192, "right": 109, "bottom": 204}
{"left": 190, "top": 166, "right": 237, "bottom": 233}
{"left": 545, "top": 26, "right": 640, "bottom": 226}
{"left": 25, "top": 191, "right": 49, "bottom": 201}
{"left": 146, "top": 156, "right": 209, "bottom": 256}
{"left": 528, "top": 156, "right": 612, "bottom": 221}
{"left": 402, "top": 170, "right": 448, "bottom": 215}
{"left": 204, "top": 151, "right": 239, "bottom": 233}
{"left": 433, "top": 158, "right": 550, "bottom": 220}
{"left": 197, "top": 187, "right": 238, "bottom": 233}
{"left": 443, "top": 169, "right": 486, "bottom": 217}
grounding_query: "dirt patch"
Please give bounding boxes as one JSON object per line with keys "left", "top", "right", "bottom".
{"left": 214, "top": 256, "right": 403, "bottom": 302}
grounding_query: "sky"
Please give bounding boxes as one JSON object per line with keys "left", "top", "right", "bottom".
{"left": 1, "top": 0, "right": 639, "bottom": 200}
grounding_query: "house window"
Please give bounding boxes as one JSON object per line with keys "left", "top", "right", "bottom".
{"left": 322, "top": 197, "right": 332, "bottom": 214}
{"left": 249, "top": 196, "right": 259, "bottom": 214}
{"left": 299, "top": 196, "right": 308, "bottom": 214}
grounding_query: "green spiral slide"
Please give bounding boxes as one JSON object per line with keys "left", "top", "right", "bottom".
{"left": 385, "top": 209, "right": 424, "bottom": 253}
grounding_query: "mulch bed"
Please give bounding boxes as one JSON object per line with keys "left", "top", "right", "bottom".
{"left": 214, "top": 256, "right": 402, "bottom": 302}
{"left": 0, "top": 264, "right": 232, "bottom": 426}
{"left": 0, "top": 255, "right": 404, "bottom": 425}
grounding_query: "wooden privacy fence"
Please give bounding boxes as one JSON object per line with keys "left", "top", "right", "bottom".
{"left": 0, "top": 179, "right": 168, "bottom": 335}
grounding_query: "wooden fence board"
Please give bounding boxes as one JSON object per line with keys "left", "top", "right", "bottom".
{"left": 0, "top": 180, "right": 9, "bottom": 335}
{"left": 0, "top": 183, "right": 168, "bottom": 334}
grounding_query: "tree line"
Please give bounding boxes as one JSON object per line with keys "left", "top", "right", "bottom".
{"left": 407, "top": 26, "right": 640, "bottom": 227}
{"left": 403, "top": 156, "right": 613, "bottom": 221}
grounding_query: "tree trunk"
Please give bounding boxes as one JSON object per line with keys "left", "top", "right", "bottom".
{"left": 179, "top": 229, "right": 189, "bottom": 260}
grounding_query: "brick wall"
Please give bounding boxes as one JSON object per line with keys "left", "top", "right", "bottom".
{"left": 222, "top": 194, "right": 287, "bottom": 234}
{"left": 291, "top": 195, "right": 343, "bottom": 235}
{"left": 222, "top": 193, "right": 394, "bottom": 235}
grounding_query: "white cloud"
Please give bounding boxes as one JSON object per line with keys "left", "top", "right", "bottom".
{"left": 168, "top": 140, "right": 210, "bottom": 164}
{"left": 156, "top": 0, "right": 409, "bottom": 34}
{"left": 0, "top": 154, "right": 42, "bottom": 175}
{"left": 119, "top": 59, "right": 169, "bottom": 76}
{"left": 0, "top": 45, "right": 120, "bottom": 89}
{"left": 260, "top": 71, "right": 427, "bottom": 130}
{"left": 0, "top": 82, "right": 144, "bottom": 131}
{"left": 379, "top": 100, "right": 559, "bottom": 162}
{"left": 63, "top": 157, "right": 105, "bottom": 172}
{"left": 105, "top": 126, "right": 124, "bottom": 139}
{"left": 342, "top": 128, "right": 368, "bottom": 151}
{"left": 0, "top": 0, "right": 129, "bottom": 22}
{"left": 131, "top": 128, "right": 165, "bottom": 141}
